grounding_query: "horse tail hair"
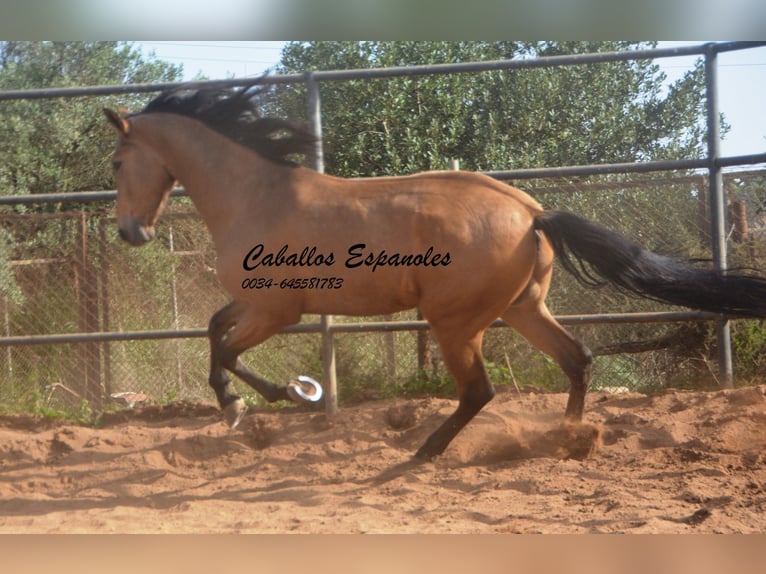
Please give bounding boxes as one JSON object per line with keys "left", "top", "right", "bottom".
{"left": 533, "top": 210, "right": 766, "bottom": 318}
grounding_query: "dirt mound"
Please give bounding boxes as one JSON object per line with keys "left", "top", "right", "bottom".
{"left": 1, "top": 386, "right": 764, "bottom": 533}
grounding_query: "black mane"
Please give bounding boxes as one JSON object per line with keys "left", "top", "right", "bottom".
{"left": 139, "top": 81, "right": 317, "bottom": 166}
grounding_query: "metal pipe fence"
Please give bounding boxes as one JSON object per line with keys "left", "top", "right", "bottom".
{"left": 2, "top": 42, "right": 766, "bottom": 414}
{"left": 0, "top": 41, "right": 761, "bottom": 101}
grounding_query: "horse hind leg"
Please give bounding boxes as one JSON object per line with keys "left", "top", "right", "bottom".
{"left": 502, "top": 304, "right": 593, "bottom": 420}
{"left": 415, "top": 328, "right": 495, "bottom": 460}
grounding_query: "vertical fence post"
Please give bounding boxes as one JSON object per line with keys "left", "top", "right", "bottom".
{"left": 78, "top": 210, "right": 103, "bottom": 409}
{"left": 98, "top": 217, "right": 112, "bottom": 398}
{"left": 305, "top": 72, "right": 338, "bottom": 414}
{"left": 705, "top": 44, "right": 734, "bottom": 389}
{"left": 168, "top": 224, "right": 184, "bottom": 394}
{"left": 3, "top": 296, "right": 11, "bottom": 379}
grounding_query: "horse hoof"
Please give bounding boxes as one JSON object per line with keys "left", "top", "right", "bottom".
{"left": 414, "top": 447, "right": 436, "bottom": 462}
{"left": 287, "top": 375, "right": 323, "bottom": 404}
{"left": 223, "top": 398, "right": 248, "bottom": 429}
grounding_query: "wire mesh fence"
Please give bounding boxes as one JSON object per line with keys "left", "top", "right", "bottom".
{"left": 2, "top": 169, "right": 765, "bottom": 414}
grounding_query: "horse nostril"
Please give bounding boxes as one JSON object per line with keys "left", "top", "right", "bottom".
{"left": 118, "top": 227, "right": 130, "bottom": 242}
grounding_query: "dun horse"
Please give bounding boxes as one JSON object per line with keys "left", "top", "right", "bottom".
{"left": 105, "top": 83, "right": 766, "bottom": 460}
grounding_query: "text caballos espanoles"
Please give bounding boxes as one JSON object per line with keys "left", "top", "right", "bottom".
{"left": 242, "top": 243, "right": 451, "bottom": 273}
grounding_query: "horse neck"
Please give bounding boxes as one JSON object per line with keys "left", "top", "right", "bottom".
{"left": 133, "top": 113, "right": 275, "bottom": 239}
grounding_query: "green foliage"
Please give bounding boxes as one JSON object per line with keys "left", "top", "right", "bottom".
{"left": 275, "top": 41, "right": 711, "bottom": 177}
{"left": 395, "top": 368, "right": 456, "bottom": 399}
{"left": 0, "top": 380, "right": 93, "bottom": 423}
{"left": 732, "top": 320, "right": 766, "bottom": 381}
{"left": 0, "top": 42, "right": 182, "bottom": 200}
{"left": 0, "top": 43, "right": 185, "bottom": 415}
{"left": 723, "top": 175, "right": 766, "bottom": 383}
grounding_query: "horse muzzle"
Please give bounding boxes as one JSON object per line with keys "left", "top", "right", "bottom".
{"left": 118, "top": 219, "right": 156, "bottom": 246}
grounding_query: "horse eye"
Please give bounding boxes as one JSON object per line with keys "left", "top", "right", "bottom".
{"left": 112, "top": 161, "right": 122, "bottom": 171}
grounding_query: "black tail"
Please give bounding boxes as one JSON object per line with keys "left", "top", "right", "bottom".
{"left": 533, "top": 210, "right": 766, "bottom": 318}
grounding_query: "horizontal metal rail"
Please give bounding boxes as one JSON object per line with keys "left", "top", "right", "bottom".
{"left": 0, "top": 311, "right": 718, "bottom": 347}
{"left": 0, "top": 188, "right": 185, "bottom": 206}
{"left": 2, "top": 153, "right": 765, "bottom": 207}
{"left": 0, "top": 42, "right": 763, "bottom": 102}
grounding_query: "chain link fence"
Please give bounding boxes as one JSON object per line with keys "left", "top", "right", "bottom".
{"left": 352, "top": 168, "right": 766, "bottom": 397}
{"left": 2, "top": 169, "right": 765, "bottom": 414}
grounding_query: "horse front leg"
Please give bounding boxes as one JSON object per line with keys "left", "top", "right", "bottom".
{"left": 208, "top": 302, "right": 249, "bottom": 428}
{"left": 207, "top": 301, "right": 322, "bottom": 429}
{"left": 415, "top": 328, "right": 495, "bottom": 460}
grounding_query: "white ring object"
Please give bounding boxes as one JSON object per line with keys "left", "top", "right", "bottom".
{"left": 287, "top": 375, "right": 323, "bottom": 403}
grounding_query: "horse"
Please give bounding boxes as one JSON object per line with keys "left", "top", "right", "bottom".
{"left": 104, "top": 82, "right": 766, "bottom": 460}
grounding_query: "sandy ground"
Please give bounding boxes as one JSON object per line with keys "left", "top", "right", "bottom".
{"left": 1, "top": 384, "right": 764, "bottom": 533}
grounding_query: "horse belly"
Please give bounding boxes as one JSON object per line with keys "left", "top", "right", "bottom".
{"left": 301, "top": 269, "right": 421, "bottom": 316}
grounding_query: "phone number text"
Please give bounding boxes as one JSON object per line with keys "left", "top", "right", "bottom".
{"left": 241, "top": 277, "right": 344, "bottom": 290}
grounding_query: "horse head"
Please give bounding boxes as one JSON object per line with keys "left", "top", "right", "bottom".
{"left": 104, "top": 108, "right": 175, "bottom": 246}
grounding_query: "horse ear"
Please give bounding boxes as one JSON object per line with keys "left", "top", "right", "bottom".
{"left": 103, "top": 108, "right": 130, "bottom": 136}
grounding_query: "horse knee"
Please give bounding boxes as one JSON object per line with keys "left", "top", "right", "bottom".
{"left": 208, "top": 303, "right": 235, "bottom": 338}
{"left": 435, "top": 332, "right": 495, "bottom": 411}
{"left": 459, "top": 374, "right": 495, "bottom": 411}
{"left": 207, "top": 304, "right": 243, "bottom": 409}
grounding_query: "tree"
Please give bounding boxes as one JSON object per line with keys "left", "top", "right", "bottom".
{"left": 274, "top": 41, "right": 711, "bottom": 177}
{"left": 0, "top": 42, "right": 182, "bottom": 198}
{"left": 0, "top": 43, "right": 184, "bottom": 411}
